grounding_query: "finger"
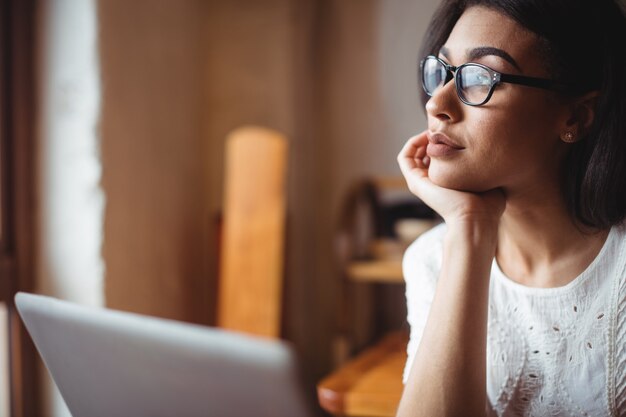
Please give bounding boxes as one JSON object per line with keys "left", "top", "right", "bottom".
{"left": 414, "top": 153, "right": 428, "bottom": 170}
{"left": 398, "top": 131, "right": 428, "bottom": 169}
{"left": 398, "top": 131, "right": 429, "bottom": 173}
{"left": 398, "top": 131, "right": 429, "bottom": 160}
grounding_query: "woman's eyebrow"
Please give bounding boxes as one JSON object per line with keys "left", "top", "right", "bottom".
{"left": 438, "top": 46, "right": 521, "bottom": 72}
{"left": 439, "top": 46, "right": 452, "bottom": 60}
{"left": 467, "top": 46, "right": 522, "bottom": 71}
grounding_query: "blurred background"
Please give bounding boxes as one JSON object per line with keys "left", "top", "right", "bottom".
{"left": 0, "top": 0, "right": 441, "bottom": 415}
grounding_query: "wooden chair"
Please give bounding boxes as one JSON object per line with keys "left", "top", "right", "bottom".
{"left": 317, "top": 177, "right": 436, "bottom": 416}
{"left": 216, "top": 126, "right": 288, "bottom": 338}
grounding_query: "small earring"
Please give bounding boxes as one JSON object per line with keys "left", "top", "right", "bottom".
{"left": 562, "top": 131, "right": 576, "bottom": 143}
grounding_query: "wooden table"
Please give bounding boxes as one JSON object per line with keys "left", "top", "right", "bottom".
{"left": 346, "top": 259, "right": 404, "bottom": 283}
{"left": 317, "top": 331, "right": 408, "bottom": 417}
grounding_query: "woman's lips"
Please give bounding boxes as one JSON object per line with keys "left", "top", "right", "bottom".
{"left": 426, "top": 131, "right": 464, "bottom": 157}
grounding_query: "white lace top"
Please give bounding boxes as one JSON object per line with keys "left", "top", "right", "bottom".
{"left": 402, "top": 222, "right": 626, "bottom": 416}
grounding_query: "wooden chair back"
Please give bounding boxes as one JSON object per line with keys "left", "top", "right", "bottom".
{"left": 216, "top": 126, "right": 288, "bottom": 339}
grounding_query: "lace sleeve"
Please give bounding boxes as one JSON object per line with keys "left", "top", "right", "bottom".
{"left": 402, "top": 224, "right": 444, "bottom": 384}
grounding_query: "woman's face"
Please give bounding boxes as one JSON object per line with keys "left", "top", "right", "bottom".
{"left": 425, "top": 6, "right": 569, "bottom": 194}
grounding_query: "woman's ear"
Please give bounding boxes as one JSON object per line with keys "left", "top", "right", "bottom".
{"left": 561, "top": 91, "right": 600, "bottom": 142}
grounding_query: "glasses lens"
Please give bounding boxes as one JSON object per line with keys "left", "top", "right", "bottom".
{"left": 457, "top": 65, "right": 492, "bottom": 105}
{"left": 422, "top": 57, "right": 447, "bottom": 96}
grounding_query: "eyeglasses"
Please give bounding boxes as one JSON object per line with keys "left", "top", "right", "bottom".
{"left": 420, "top": 55, "right": 570, "bottom": 106}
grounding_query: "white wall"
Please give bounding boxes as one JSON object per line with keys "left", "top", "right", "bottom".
{"left": 36, "top": 0, "right": 103, "bottom": 415}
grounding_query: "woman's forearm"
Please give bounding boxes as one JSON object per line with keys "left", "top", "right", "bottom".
{"left": 397, "top": 220, "right": 497, "bottom": 417}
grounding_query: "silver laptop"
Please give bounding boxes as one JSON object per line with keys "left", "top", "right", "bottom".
{"left": 15, "top": 292, "right": 313, "bottom": 417}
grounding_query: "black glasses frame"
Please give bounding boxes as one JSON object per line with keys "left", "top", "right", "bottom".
{"left": 420, "top": 55, "right": 571, "bottom": 106}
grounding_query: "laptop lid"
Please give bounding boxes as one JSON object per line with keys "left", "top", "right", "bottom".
{"left": 15, "top": 292, "right": 312, "bottom": 417}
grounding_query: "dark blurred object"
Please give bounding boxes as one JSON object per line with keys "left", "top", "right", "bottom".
{"left": 318, "top": 177, "right": 438, "bottom": 417}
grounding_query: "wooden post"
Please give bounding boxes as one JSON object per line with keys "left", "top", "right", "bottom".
{"left": 217, "top": 126, "right": 288, "bottom": 339}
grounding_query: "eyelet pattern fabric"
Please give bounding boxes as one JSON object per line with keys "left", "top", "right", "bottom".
{"left": 403, "top": 223, "right": 626, "bottom": 417}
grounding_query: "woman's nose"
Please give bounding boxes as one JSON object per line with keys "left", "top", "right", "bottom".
{"left": 424, "top": 79, "right": 461, "bottom": 122}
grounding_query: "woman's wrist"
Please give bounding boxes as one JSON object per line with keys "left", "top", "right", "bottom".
{"left": 445, "top": 217, "right": 499, "bottom": 255}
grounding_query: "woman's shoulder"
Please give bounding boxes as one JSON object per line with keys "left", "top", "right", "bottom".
{"left": 613, "top": 221, "right": 626, "bottom": 414}
{"left": 404, "top": 220, "right": 445, "bottom": 250}
{"left": 402, "top": 222, "right": 446, "bottom": 282}
{"left": 613, "top": 220, "right": 626, "bottom": 312}
{"left": 606, "top": 221, "right": 626, "bottom": 273}
{"left": 613, "top": 220, "right": 626, "bottom": 244}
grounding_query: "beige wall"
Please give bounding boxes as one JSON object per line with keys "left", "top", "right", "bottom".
{"left": 97, "top": 0, "right": 439, "bottom": 397}
{"left": 99, "top": 0, "right": 210, "bottom": 323}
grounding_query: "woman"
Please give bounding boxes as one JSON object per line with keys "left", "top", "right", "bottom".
{"left": 396, "top": 0, "right": 626, "bottom": 416}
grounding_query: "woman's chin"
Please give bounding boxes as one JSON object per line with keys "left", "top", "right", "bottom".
{"left": 428, "top": 163, "right": 490, "bottom": 193}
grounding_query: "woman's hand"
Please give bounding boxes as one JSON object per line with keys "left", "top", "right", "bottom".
{"left": 397, "top": 130, "right": 506, "bottom": 228}
{"left": 397, "top": 131, "right": 503, "bottom": 417}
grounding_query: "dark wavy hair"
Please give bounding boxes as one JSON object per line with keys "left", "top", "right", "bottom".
{"left": 419, "top": 0, "right": 626, "bottom": 229}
